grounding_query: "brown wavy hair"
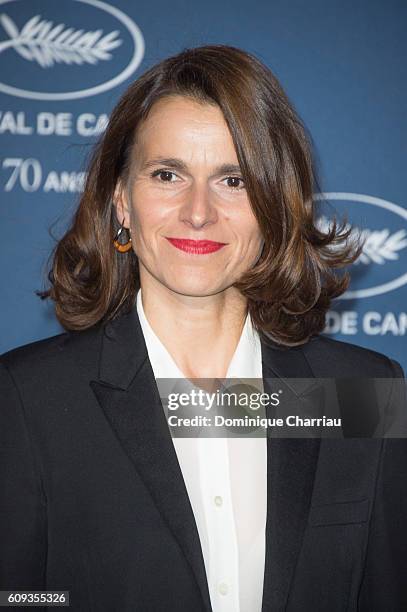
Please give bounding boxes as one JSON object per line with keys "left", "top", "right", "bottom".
{"left": 37, "top": 44, "right": 363, "bottom": 347}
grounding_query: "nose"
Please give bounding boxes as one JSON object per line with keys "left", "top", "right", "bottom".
{"left": 179, "top": 181, "right": 217, "bottom": 230}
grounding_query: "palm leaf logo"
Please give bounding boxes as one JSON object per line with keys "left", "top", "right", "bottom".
{"left": 355, "top": 228, "right": 407, "bottom": 265}
{"left": 0, "top": 13, "right": 122, "bottom": 67}
{"left": 316, "top": 215, "right": 407, "bottom": 265}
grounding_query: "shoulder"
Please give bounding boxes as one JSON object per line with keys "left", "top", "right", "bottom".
{"left": 303, "top": 333, "right": 405, "bottom": 378}
{"left": 0, "top": 324, "right": 103, "bottom": 382}
{"left": 0, "top": 331, "right": 70, "bottom": 367}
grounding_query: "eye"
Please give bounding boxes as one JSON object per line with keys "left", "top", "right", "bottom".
{"left": 149, "top": 169, "right": 245, "bottom": 191}
{"left": 222, "top": 176, "right": 245, "bottom": 191}
{"left": 150, "top": 169, "right": 179, "bottom": 183}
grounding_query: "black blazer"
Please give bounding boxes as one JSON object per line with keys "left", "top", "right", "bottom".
{"left": 0, "top": 304, "right": 406, "bottom": 612}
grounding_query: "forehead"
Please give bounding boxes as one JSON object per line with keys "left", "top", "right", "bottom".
{"left": 134, "top": 95, "right": 235, "bottom": 152}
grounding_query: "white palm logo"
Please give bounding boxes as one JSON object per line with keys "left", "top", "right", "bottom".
{"left": 0, "top": 13, "right": 122, "bottom": 67}
{"left": 317, "top": 215, "right": 407, "bottom": 265}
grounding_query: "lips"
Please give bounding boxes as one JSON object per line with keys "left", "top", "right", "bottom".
{"left": 165, "top": 237, "right": 227, "bottom": 254}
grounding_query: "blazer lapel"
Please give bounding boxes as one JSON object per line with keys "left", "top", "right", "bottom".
{"left": 261, "top": 339, "right": 321, "bottom": 611}
{"left": 89, "top": 306, "right": 213, "bottom": 611}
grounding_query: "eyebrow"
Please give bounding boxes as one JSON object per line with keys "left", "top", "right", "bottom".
{"left": 139, "top": 157, "right": 242, "bottom": 176}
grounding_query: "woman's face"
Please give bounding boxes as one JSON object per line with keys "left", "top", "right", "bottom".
{"left": 115, "top": 95, "right": 264, "bottom": 297}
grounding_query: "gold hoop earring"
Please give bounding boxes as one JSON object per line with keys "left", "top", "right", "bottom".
{"left": 113, "top": 219, "right": 132, "bottom": 253}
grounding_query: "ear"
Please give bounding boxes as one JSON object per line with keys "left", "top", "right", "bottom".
{"left": 113, "top": 180, "right": 131, "bottom": 229}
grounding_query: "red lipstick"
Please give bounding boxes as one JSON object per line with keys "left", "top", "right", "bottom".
{"left": 165, "top": 237, "right": 227, "bottom": 254}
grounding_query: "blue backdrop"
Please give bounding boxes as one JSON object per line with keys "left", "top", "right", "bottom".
{"left": 0, "top": 0, "right": 406, "bottom": 371}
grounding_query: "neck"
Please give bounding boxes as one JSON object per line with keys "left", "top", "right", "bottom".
{"left": 138, "top": 274, "right": 248, "bottom": 379}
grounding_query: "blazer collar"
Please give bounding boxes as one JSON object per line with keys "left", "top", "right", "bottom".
{"left": 97, "top": 304, "right": 148, "bottom": 390}
{"left": 98, "top": 301, "right": 317, "bottom": 391}
{"left": 89, "top": 302, "right": 320, "bottom": 612}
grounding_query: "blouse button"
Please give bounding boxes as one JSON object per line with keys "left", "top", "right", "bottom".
{"left": 214, "top": 495, "right": 223, "bottom": 507}
{"left": 218, "top": 581, "right": 229, "bottom": 595}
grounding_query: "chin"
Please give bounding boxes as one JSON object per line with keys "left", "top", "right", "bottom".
{"left": 163, "top": 276, "right": 227, "bottom": 298}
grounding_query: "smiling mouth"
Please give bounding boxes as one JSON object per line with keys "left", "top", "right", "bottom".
{"left": 165, "top": 237, "right": 228, "bottom": 254}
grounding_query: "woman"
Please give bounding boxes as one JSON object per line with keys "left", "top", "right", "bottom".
{"left": 0, "top": 44, "right": 405, "bottom": 612}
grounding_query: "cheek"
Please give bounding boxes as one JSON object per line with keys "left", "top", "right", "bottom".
{"left": 131, "top": 196, "right": 167, "bottom": 233}
{"left": 243, "top": 226, "right": 264, "bottom": 261}
{"left": 236, "top": 214, "right": 262, "bottom": 247}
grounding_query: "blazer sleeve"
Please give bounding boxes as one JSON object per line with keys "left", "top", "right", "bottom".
{"left": 0, "top": 361, "right": 47, "bottom": 592}
{"left": 358, "top": 357, "right": 407, "bottom": 610}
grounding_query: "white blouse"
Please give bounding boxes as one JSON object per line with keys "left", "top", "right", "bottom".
{"left": 136, "top": 289, "right": 267, "bottom": 612}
